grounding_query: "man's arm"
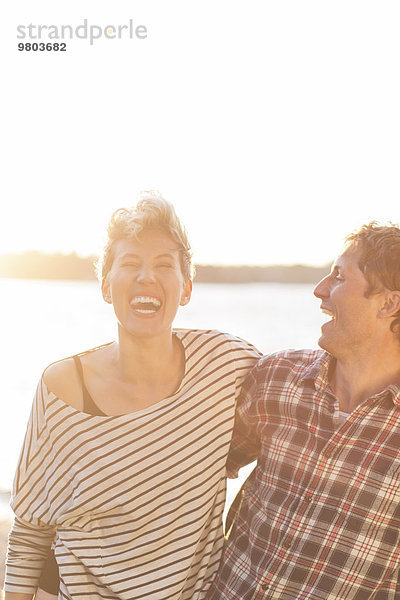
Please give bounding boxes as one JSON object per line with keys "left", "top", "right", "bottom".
{"left": 227, "top": 361, "right": 262, "bottom": 477}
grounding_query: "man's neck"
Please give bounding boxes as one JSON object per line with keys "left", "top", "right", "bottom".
{"left": 330, "top": 343, "right": 400, "bottom": 413}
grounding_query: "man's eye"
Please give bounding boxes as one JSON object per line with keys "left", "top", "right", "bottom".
{"left": 335, "top": 273, "right": 344, "bottom": 281}
{"left": 157, "top": 264, "right": 173, "bottom": 269}
{"left": 122, "top": 262, "right": 140, "bottom": 268}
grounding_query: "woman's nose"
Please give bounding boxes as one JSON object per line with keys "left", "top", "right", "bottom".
{"left": 136, "top": 265, "right": 156, "bottom": 283}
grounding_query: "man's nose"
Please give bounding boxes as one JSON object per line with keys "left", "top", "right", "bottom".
{"left": 313, "top": 275, "right": 330, "bottom": 299}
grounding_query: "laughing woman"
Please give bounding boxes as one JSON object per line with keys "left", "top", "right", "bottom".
{"left": 4, "top": 193, "right": 260, "bottom": 600}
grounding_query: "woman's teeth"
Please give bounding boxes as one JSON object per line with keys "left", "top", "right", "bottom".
{"left": 130, "top": 296, "right": 161, "bottom": 313}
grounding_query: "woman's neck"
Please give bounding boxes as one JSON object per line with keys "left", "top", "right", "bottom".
{"left": 114, "top": 328, "right": 183, "bottom": 386}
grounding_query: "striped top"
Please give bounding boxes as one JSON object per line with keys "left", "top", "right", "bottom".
{"left": 5, "top": 329, "right": 260, "bottom": 600}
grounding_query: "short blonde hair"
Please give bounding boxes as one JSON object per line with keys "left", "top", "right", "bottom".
{"left": 99, "top": 191, "right": 193, "bottom": 281}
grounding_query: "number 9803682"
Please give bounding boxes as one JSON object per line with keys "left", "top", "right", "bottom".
{"left": 18, "top": 42, "right": 67, "bottom": 51}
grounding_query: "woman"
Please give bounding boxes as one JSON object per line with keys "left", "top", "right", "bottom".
{"left": 4, "top": 193, "right": 260, "bottom": 600}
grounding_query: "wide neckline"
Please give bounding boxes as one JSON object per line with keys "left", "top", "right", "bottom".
{"left": 45, "top": 329, "right": 190, "bottom": 421}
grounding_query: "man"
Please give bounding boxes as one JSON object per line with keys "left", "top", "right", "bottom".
{"left": 208, "top": 222, "right": 400, "bottom": 600}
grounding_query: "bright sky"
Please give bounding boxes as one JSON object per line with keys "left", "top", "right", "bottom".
{"left": 1, "top": 1, "right": 399, "bottom": 266}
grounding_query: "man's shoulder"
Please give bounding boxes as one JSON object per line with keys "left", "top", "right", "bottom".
{"left": 253, "top": 348, "right": 325, "bottom": 382}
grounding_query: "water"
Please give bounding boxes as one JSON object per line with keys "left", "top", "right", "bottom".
{"left": 0, "top": 278, "right": 325, "bottom": 517}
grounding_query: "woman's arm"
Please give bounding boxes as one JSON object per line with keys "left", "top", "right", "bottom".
{"left": 3, "top": 585, "right": 58, "bottom": 599}
{"left": 4, "top": 516, "right": 55, "bottom": 596}
{"left": 4, "top": 381, "right": 56, "bottom": 596}
{"left": 34, "top": 591, "right": 58, "bottom": 600}
{"left": 3, "top": 593, "right": 57, "bottom": 600}
{"left": 4, "top": 593, "right": 34, "bottom": 600}
{"left": 36, "top": 549, "right": 59, "bottom": 598}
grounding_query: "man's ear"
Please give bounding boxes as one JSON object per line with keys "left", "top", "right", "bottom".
{"left": 377, "top": 291, "right": 400, "bottom": 318}
{"left": 180, "top": 280, "right": 192, "bottom": 306}
{"left": 101, "top": 278, "right": 112, "bottom": 304}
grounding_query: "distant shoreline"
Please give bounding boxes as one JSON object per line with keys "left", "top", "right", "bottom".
{"left": 0, "top": 252, "right": 330, "bottom": 284}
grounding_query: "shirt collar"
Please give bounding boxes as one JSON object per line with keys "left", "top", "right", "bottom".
{"left": 299, "top": 351, "right": 333, "bottom": 393}
{"left": 299, "top": 351, "right": 400, "bottom": 406}
{"left": 385, "top": 384, "right": 400, "bottom": 406}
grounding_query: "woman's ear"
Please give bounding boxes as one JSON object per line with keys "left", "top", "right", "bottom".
{"left": 180, "top": 280, "right": 192, "bottom": 306}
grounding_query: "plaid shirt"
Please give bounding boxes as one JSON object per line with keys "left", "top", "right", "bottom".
{"left": 207, "top": 350, "right": 400, "bottom": 600}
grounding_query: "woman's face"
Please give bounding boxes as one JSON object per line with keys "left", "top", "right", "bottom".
{"left": 102, "top": 229, "right": 192, "bottom": 340}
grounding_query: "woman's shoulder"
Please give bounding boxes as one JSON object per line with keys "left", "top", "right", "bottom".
{"left": 175, "top": 328, "right": 262, "bottom": 357}
{"left": 42, "top": 356, "right": 82, "bottom": 411}
{"left": 43, "top": 356, "right": 76, "bottom": 387}
{"left": 175, "top": 327, "right": 246, "bottom": 343}
{"left": 42, "top": 342, "right": 114, "bottom": 411}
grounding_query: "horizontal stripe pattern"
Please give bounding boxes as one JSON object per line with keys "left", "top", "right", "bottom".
{"left": 5, "top": 329, "right": 260, "bottom": 599}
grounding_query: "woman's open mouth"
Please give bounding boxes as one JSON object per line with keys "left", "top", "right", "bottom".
{"left": 130, "top": 296, "right": 162, "bottom": 314}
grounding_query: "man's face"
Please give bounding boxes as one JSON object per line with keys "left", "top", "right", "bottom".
{"left": 313, "top": 247, "right": 385, "bottom": 359}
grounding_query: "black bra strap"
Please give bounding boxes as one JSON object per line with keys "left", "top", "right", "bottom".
{"left": 72, "top": 355, "right": 106, "bottom": 416}
{"left": 72, "top": 354, "right": 85, "bottom": 386}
